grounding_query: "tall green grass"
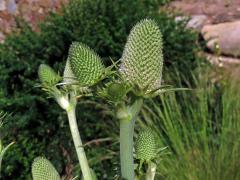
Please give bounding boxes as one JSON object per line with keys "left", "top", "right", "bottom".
{"left": 140, "top": 77, "right": 240, "bottom": 180}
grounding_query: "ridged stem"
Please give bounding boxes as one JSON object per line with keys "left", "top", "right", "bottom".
{"left": 119, "top": 99, "right": 143, "bottom": 180}
{"left": 67, "top": 104, "right": 92, "bottom": 180}
{"left": 120, "top": 117, "right": 135, "bottom": 180}
{"left": 146, "top": 162, "right": 157, "bottom": 180}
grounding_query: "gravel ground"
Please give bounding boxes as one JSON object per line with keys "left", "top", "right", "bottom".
{"left": 169, "top": 0, "right": 240, "bottom": 24}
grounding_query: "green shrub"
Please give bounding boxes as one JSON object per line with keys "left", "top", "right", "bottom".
{"left": 0, "top": 0, "right": 200, "bottom": 179}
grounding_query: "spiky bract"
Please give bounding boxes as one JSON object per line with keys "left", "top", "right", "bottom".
{"left": 135, "top": 128, "right": 157, "bottom": 161}
{"left": 38, "top": 64, "right": 61, "bottom": 86}
{"left": 68, "top": 42, "right": 104, "bottom": 86}
{"left": 63, "top": 58, "right": 78, "bottom": 84}
{"left": 32, "top": 157, "right": 60, "bottom": 180}
{"left": 107, "top": 82, "right": 128, "bottom": 102}
{"left": 119, "top": 19, "right": 163, "bottom": 94}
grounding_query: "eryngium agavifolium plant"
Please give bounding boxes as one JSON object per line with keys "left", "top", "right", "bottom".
{"left": 37, "top": 18, "right": 165, "bottom": 180}
{"left": 120, "top": 19, "right": 163, "bottom": 95}
{"left": 68, "top": 42, "right": 105, "bottom": 86}
{"left": 38, "top": 63, "right": 93, "bottom": 179}
{"left": 32, "top": 157, "right": 60, "bottom": 180}
{"left": 114, "top": 19, "right": 164, "bottom": 180}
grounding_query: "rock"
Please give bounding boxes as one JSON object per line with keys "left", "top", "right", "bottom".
{"left": 38, "top": 0, "right": 53, "bottom": 8}
{"left": 0, "top": 31, "right": 5, "bottom": 43}
{"left": 186, "top": 15, "right": 208, "bottom": 31}
{"left": 7, "top": 0, "right": 17, "bottom": 14}
{"left": 205, "top": 53, "right": 240, "bottom": 67}
{"left": 175, "top": 15, "right": 209, "bottom": 31}
{"left": 175, "top": 16, "right": 188, "bottom": 23}
{"left": 170, "top": 0, "right": 240, "bottom": 24}
{"left": 202, "top": 21, "right": 240, "bottom": 57}
{"left": 0, "top": 0, "right": 6, "bottom": 11}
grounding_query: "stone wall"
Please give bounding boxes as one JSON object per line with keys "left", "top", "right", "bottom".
{"left": 0, "top": 0, "right": 68, "bottom": 42}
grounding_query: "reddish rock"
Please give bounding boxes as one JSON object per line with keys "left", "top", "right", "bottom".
{"left": 205, "top": 53, "right": 240, "bottom": 67}
{"left": 0, "top": 0, "right": 68, "bottom": 43}
{"left": 169, "top": 0, "right": 240, "bottom": 24}
{"left": 186, "top": 15, "right": 209, "bottom": 31}
{"left": 202, "top": 21, "right": 240, "bottom": 57}
{"left": 0, "top": 0, "right": 6, "bottom": 11}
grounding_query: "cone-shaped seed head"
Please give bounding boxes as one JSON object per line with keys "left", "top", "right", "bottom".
{"left": 68, "top": 42, "right": 104, "bottom": 86}
{"left": 32, "top": 157, "right": 61, "bottom": 180}
{"left": 135, "top": 128, "right": 157, "bottom": 161}
{"left": 38, "top": 64, "right": 61, "bottom": 86}
{"left": 120, "top": 19, "right": 163, "bottom": 92}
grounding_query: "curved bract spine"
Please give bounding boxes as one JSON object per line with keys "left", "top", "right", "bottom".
{"left": 119, "top": 19, "right": 163, "bottom": 94}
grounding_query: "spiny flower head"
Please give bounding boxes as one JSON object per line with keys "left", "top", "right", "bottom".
{"left": 32, "top": 157, "right": 60, "bottom": 180}
{"left": 135, "top": 128, "right": 157, "bottom": 161}
{"left": 38, "top": 64, "right": 61, "bottom": 86}
{"left": 119, "top": 19, "right": 163, "bottom": 95}
{"left": 68, "top": 42, "right": 104, "bottom": 86}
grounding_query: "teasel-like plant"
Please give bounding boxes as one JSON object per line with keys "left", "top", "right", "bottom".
{"left": 37, "top": 19, "right": 179, "bottom": 180}
{"left": 37, "top": 42, "right": 109, "bottom": 179}
{"left": 115, "top": 19, "right": 164, "bottom": 180}
{"left": 96, "top": 19, "right": 165, "bottom": 179}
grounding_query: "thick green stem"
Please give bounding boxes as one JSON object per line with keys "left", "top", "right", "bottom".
{"left": 146, "top": 162, "right": 156, "bottom": 180}
{"left": 67, "top": 106, "right": 92, "bottom": 180}
{"left": 119, "top": 99, "right": 143, "bottom": 180}
{"left": 120, "top": 118, "right": 136, "bottom": 180}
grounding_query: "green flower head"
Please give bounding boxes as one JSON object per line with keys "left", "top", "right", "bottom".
{"left": 32, "top": 157, "right": 60, "bottom": 180}
{"left": 120, "top": 19, "right": 163, "bottom": 94}
{"left": 38, "top": 64, "right": 61, "bottom": 86}
{"left": 68, "top": 42, "right": 104, "bottom": 86}
{"left": 135, "top": 128, "right": 157, "bottom": 161}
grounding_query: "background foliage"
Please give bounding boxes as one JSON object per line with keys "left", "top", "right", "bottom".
{"left": 0, "top": 0, "right": 201, "bottom": 179}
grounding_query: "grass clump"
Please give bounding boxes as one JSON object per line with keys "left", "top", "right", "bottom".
{"left": 140, "top": 76, "right": 240, "bottom": 179}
